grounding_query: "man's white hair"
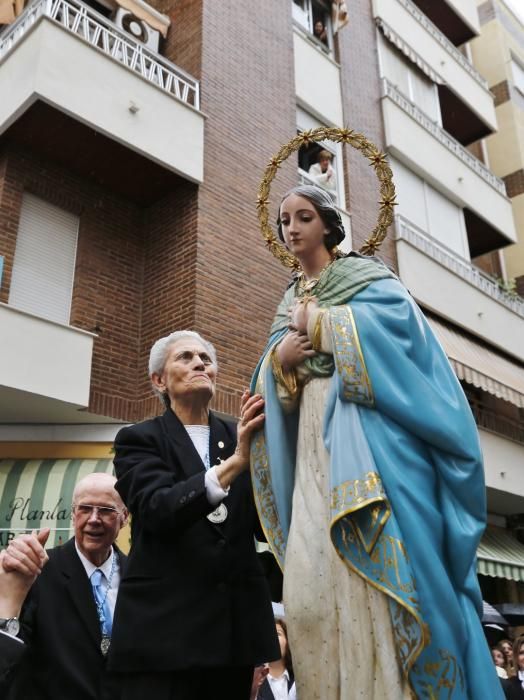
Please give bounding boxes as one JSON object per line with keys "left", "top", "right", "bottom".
{"left": 148, "top": 330, "right": 217, "bottom": 403}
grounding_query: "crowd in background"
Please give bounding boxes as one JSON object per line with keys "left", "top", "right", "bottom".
{"left": 492, "top": 636, "right": 524, "bottom": 698}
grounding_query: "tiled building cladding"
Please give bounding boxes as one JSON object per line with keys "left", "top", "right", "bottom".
{"left": 0, "top": 1, "right": 395, "bottom": 422}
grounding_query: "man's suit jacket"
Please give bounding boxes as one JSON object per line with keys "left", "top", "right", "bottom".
{"left": 0, "top": 633, "right": 25, "bottom": 687}
{"left": 6, "top": 538, "right": 127, "bottom": 700}
{"left": 108, "top": 408, "right": 280, "bottom": 672}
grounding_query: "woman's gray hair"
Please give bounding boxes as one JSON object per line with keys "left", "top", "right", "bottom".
{"left": 149, "top": 330, "right": 217, "bottom": 406}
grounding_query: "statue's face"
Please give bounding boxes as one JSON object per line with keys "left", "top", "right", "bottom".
{"left": 279, "top": 194, "right": 327, "bottom": 260}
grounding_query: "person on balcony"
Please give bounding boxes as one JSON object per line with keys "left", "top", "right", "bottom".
{"left": 308, "top": 150, "right": 337, "bottom": 194}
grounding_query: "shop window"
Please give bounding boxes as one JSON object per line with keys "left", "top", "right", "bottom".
{"left": 9, "top": 193, "right": 79, "bottom": 325}
{"left": 292, "top": 0, "right": 333, "bottom": 53}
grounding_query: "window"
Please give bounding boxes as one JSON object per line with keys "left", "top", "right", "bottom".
{"left": 9, "top": 193, "right": 79, "bottom": 324}
{"left": 390, "top": 157, "right": 469, "bottom": 258}
{"left": 292, "top": 0, "right": 334, "bottom": 53}
{"left": 511, "top": 56, "right": 524, "bottom": 95}
{"left": 377, "top": 32, "right": 441, "bottom": 124}
{"left": 297, "top": 107, "right": 344, "bottom": 207}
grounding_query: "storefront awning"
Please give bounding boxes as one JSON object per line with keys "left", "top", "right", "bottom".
{"left": 0, "top": 457, "right": 113, "bottom": 548}
{"left": 428, "top": 317, "right": 524, "bottom": 408}
{"left": 477, "top": 528, "right": 524, "bottom": 582}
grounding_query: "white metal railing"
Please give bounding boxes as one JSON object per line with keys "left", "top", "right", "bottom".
{"left": 382, "top": 80, "right": 506, "bottom": 195}
{"left": 0, "top": 0, "right": 199, "bottom": 109}
{"left": 396, "top": 0, "right": 489, "bottom": 90}
{"left": 395, "top": 216, "right": 524, "bottom": 317}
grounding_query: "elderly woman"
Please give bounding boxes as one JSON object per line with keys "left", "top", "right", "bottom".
{"left": 108, "top": 330, "right": 280, "bottom": 700}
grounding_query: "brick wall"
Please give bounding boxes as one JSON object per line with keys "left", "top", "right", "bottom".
{"left": 162, "top": 0, "right": 203, "bottom": 79}
{"left": 504, "top": 169, "right": 524, "bottom": 198}
{"left": 337, "top": 0, "right": 398, "bottom": 272}
{"left": 0, "top": 2, "right": 393, "bottom": 423}
{"left": 138, "top": 182, "right": 200, "bottom": 411}
{"left": 187, "top": 1, "right": 297, "bottom": 415}
{"left": 0, "top": 144, "right": 147, "bottom": 421}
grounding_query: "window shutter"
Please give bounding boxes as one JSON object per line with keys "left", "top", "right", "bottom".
{"left": 9, "top": 193, "right": 79, "bottom": 325}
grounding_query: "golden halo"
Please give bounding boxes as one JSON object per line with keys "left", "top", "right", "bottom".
{"left": 256, "top": 127, "right": 397, "bottom": 269}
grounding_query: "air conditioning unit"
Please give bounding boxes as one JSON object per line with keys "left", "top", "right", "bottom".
{"left": 114, "top": 7, "right": 160, "bottom": 52}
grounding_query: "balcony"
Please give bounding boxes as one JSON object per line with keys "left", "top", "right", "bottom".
{"left": 0, "top": 0, "right": 204, "bottom": 183}
{"left": 0, "top": 303, "right": 96, "bottom": 422}
{"left": 481, "top": 428, "right": 524, "bottom": 514}
{"left": 441, "top": 0, "right": 480, "bottom": 36}
{"left": 373, "top": 0, "right": 495, "bottom": 134}
{"left": 293, "top": 24, "right": 343, "bottom": 126}
{"left": 410, "top": 0, "right": 480, "bottom": 45}
{"left": 395, "top": 216, "right": 524, "bottom": 360}
{"left": 381, "top": 80, "right": 516, "bottom": 247}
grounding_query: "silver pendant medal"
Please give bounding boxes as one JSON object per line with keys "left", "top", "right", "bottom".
{"left": 101, "top": 634, "right": 111, "bottom": 656}
{"left": 207, "top": 503, "right": 228, "bottom": 523}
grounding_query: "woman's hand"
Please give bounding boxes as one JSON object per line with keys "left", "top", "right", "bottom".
{"left": 235, "top": 390, "right": 265, "bottom": 464}
{"left": 215, "top": 390, "right": 264, "bottom": 488}
{"left": 277, "top": 330, "right": 315, "bottom": 372}
{"left": 290, "top": 296, "right": 319, "bottom": 334}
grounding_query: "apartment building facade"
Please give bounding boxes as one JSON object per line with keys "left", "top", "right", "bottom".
{"left": 0, "top": 0, "right": 522, "bottom": 615}
{"left": 372, "top": 0, "right": 524, "bottom": 614}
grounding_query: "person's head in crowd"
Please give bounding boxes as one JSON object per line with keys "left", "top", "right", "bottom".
{"left": 491, "top": 645, "right": 509, "bottom": 680}
{"left": 317, "top": 149, "right": 333, "bottom": 173}
{"left": 275, "top": 618, "right": 293, "bottom": 673}
{"left": 513, "top": 636, "right": 524, "bottom": 673}
{"left": 72, "top": 473, "right": 128, "bottom": 567}
{"left": 500, "top": 638, "right": 514, "bottom": 661}
{"left": 149, "top": 330, "right": 218, "bottom": 411}
{"left": 499, "top": 638, "right": 515, "bottom": 673}
{"left": 492, "top": 647, "right": 506, "bottom": 668}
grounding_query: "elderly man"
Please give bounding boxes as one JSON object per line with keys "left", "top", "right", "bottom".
{"left": 2, "top": 472, "right": 128, "bottom": 700}
{"left": 108, "top": 330, "right": 279, "bottom": 700}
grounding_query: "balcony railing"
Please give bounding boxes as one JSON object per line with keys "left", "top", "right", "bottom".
{"left": 395, "top": 216, "right": 524, "bottom": 318}
{"left": 0, "top": 0, "right": 199, "bottom": 109}
{"left": 471, "top": 402, "right": 524, "bottom": 446}
{"left": 395, "top": 0, "right": 488, "bottom": 90}
{"left": 382, "top": 79, "right": 506, "bottom": 196}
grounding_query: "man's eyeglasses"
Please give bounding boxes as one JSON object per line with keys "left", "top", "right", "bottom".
{"left": 72, "top": 504, "right": 122, "bottom": 521}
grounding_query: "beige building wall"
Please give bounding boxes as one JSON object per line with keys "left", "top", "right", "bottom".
{"left": 472, "top": 0, "right": 524, "bottom": 283}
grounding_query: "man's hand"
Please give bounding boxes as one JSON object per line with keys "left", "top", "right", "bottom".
{"left": 0, "top": 529, "right": 50, "bottom": 619}
{"left": 3, "top": 529, "right": 50, "bottom": 577}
